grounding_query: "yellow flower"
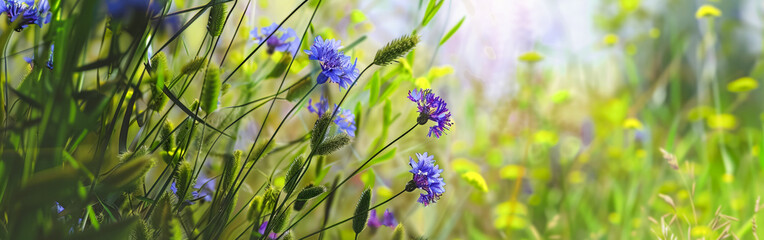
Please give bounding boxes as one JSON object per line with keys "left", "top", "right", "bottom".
{"left": 518, "top": 51, "right": 544, "bottom": 63}
{"left": 706, "top": 114, "right": 737, "bottom": 130}
{"left": 722, "top": 173, "right": 734, "bottom": 183}
{"left": 695, "top": 4, "right": 721, "bottom": 19}
{"left": 649, "top": 28, "right": 661, "bottom": 39}
{"left": 550, "top": 90, "right": 570, "bottom": 104}
{"left": 727, "top": 77, "right": 758, "bottom": 93}
{"left": 603, "top": 34, "right": 619, "bottom": 46}
{"left": 533, "top": 130, "right": 559, "bottom": 145}
{"left": 622, "top": 118, "right": 643, "bottom": 130}
{"left": 568, "top": 170, "right": 585, "bottom": 184}
{"left": 499, "top": 165, "right": 524, "bottom": 179}
{"left": 460, "top": 171, "right": 489, "bottom": 192}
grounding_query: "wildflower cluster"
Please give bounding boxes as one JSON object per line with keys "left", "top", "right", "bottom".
{"left": 308, "top": 96, "right": 356, "bottom": 137}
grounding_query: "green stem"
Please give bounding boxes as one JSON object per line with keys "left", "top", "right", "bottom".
{"left": 299, "top": 189, "right": 407, "bottom": 240}
{"left": 278, "top": 123, "right": 419, "bottom": 238}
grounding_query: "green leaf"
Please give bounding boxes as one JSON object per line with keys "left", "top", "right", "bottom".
{"left": 368, "top": 71, "right": 380, "bottom": 105}
{"left": 421, "top": 0, "right": 444, "bottom": 27}
{"left": 439, "top": 16, "right": 465, "bottom": 46}
{"left": 360, "top": 169, "right": 376, "bottom": 188}
{"left": 352, "top": 188, "right": 372, "bottom": 234}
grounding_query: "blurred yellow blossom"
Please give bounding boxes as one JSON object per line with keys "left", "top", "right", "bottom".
{"left": 692, "top": 226, "right": 712, "bottom": 237}
{"left": 721, "top": 173, "right": 734, "bottom": 183}
{"left": 649, "top": 28, "right": 661, "bottom": 39}
{"left": 500, "top": 165, "right": 524, "bottom": 179}
{"left": 550, "top": 90, "right": 570, "bottom": 104}
{"left": 518, "top": 51, "right": 544, "bottom": 63}
{"left": 377, "top": 186, "right": 393, "bottom": 199}
{"left": 726, "top": 77, "right": 758, "bottom": 93}
{"left": 603, "top": 34, "right": 619, "bottom": 46}
{"left": 534, "top": 130, "right": 559, "bottom": 145}
{"left": 622, "top": 118, "right": 643, "bottom": 130}
{"left": 568, "top": 170, "right": 585, "bottom": 184}
{"left": 706, "top": 114, "right": 737, "bottom": 130}
{"left": 460, "top": 171, "right": 489, "bottom": 192}
{"left": 608, "top": 212, "right": 621, "bottom": 224}
{"left": 695, "top": 4, "right": 721, "bottom": 19}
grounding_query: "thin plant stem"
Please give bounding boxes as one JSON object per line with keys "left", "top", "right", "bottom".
{"left": 299, "top": 189, "right": 407, "bottom": 240}
{"left": 277, "top": 123, "right": 419, "bottom": 238}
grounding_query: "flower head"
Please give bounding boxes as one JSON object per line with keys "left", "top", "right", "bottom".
{"left": 191, "top": 171, "right": 216, "bottom": 203}
{"left": 334, "top": 106, "right": 356, "bottom": 137}
{"left": 408, "top": 152, "right": 445, "bottom": 206}
{"left": 308, "top": 96, "right": 330, "bottom": 117}
{"left": 308, "top": 96, "right": 356, "bottom": 137}
{"left": 258, "top": 221, "right": 280, "bottom": 239}
{"left": 696, "top": 4, "right": 721, "bottom": 19}
{"left": 1, "top": 0, "right": 51, "bottom": 31}
{"left": 381, "top": 209, "right": 397, "bottom": 227}
{"left": 408, "top": 89, "right": 453, "bottom": 138}
{"left": 251, "top": 23, "right": 298, "bottom": 54}
{"left": 304, "top": 36, "right": 359, "bottom": 89}
{"left": 367, "top": 209, "right": 382, "bottom": 228}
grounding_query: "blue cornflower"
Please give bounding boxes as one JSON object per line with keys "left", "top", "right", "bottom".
{"left": 190, "top": 171, "right": 216, "bottom": 203}
{"left": 308, "top": 96, "right": 356, "bottom": 137}
{"left": 408, "top": 89, "right": 453, "bottom": 138}
{"left": 381, "top": 209, "right": 397, "bottom": 227}
{"left": 304, "top": 36, "right": 359, "bottom": 89}
{"left": 257, "top": 221, "right": 281, "bottom": 239}
{"left": 251, "top": 23, "right": 298, "bottom": 54}
{"left": 334, "top": 107, "right": 356, "bottom": 137}
{"left": 1, "top": 0, "right": 51, "bottom": 31}
{"left": 408, "top": 152, "right": 445, "bottom": 206}
{"left": 367, "top": 209, "right": 382, "bottom": 228}
{"left": 307, "top": 96, "right": 329, "bottom": 117}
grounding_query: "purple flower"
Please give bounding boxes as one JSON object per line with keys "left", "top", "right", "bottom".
{"left": 251, "top": 23, "right": 298, "bottom": 54}
{"left": 408, "top": 89, "right": 453, "bottom": 138}
{"left": 308, "top": 96, "right": 329, "bottom": 117}
{"left": 367, "top": 209, "right": 382, "bottom": 228}
{"left": 381, "top": 209, "right": 397, "bottom": 227}
{"left": 408, "top": 152, "right": 445, "bottom": 206}
{"left": 308, "top": 96, "right": 356, "bottom": 137}
{"left": 304, "top": 36, "right": 359, "bottom": 89}
{"left": 189, "top": 171, "right": 216, "bottom": 203}
{"left": 1, "top": 0, "right": 51, "bottom": 31}
{"left": 258, "top": 221, "right": 280, "bottom": 239}
{"left": 23, "top": 44, "right": 53, "bottom": 69}
{"left": 334, "top": 107, "right": 356, "bottom": 137}
{"left": 54, "top": 202, "right": 64, "bottom": 214}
